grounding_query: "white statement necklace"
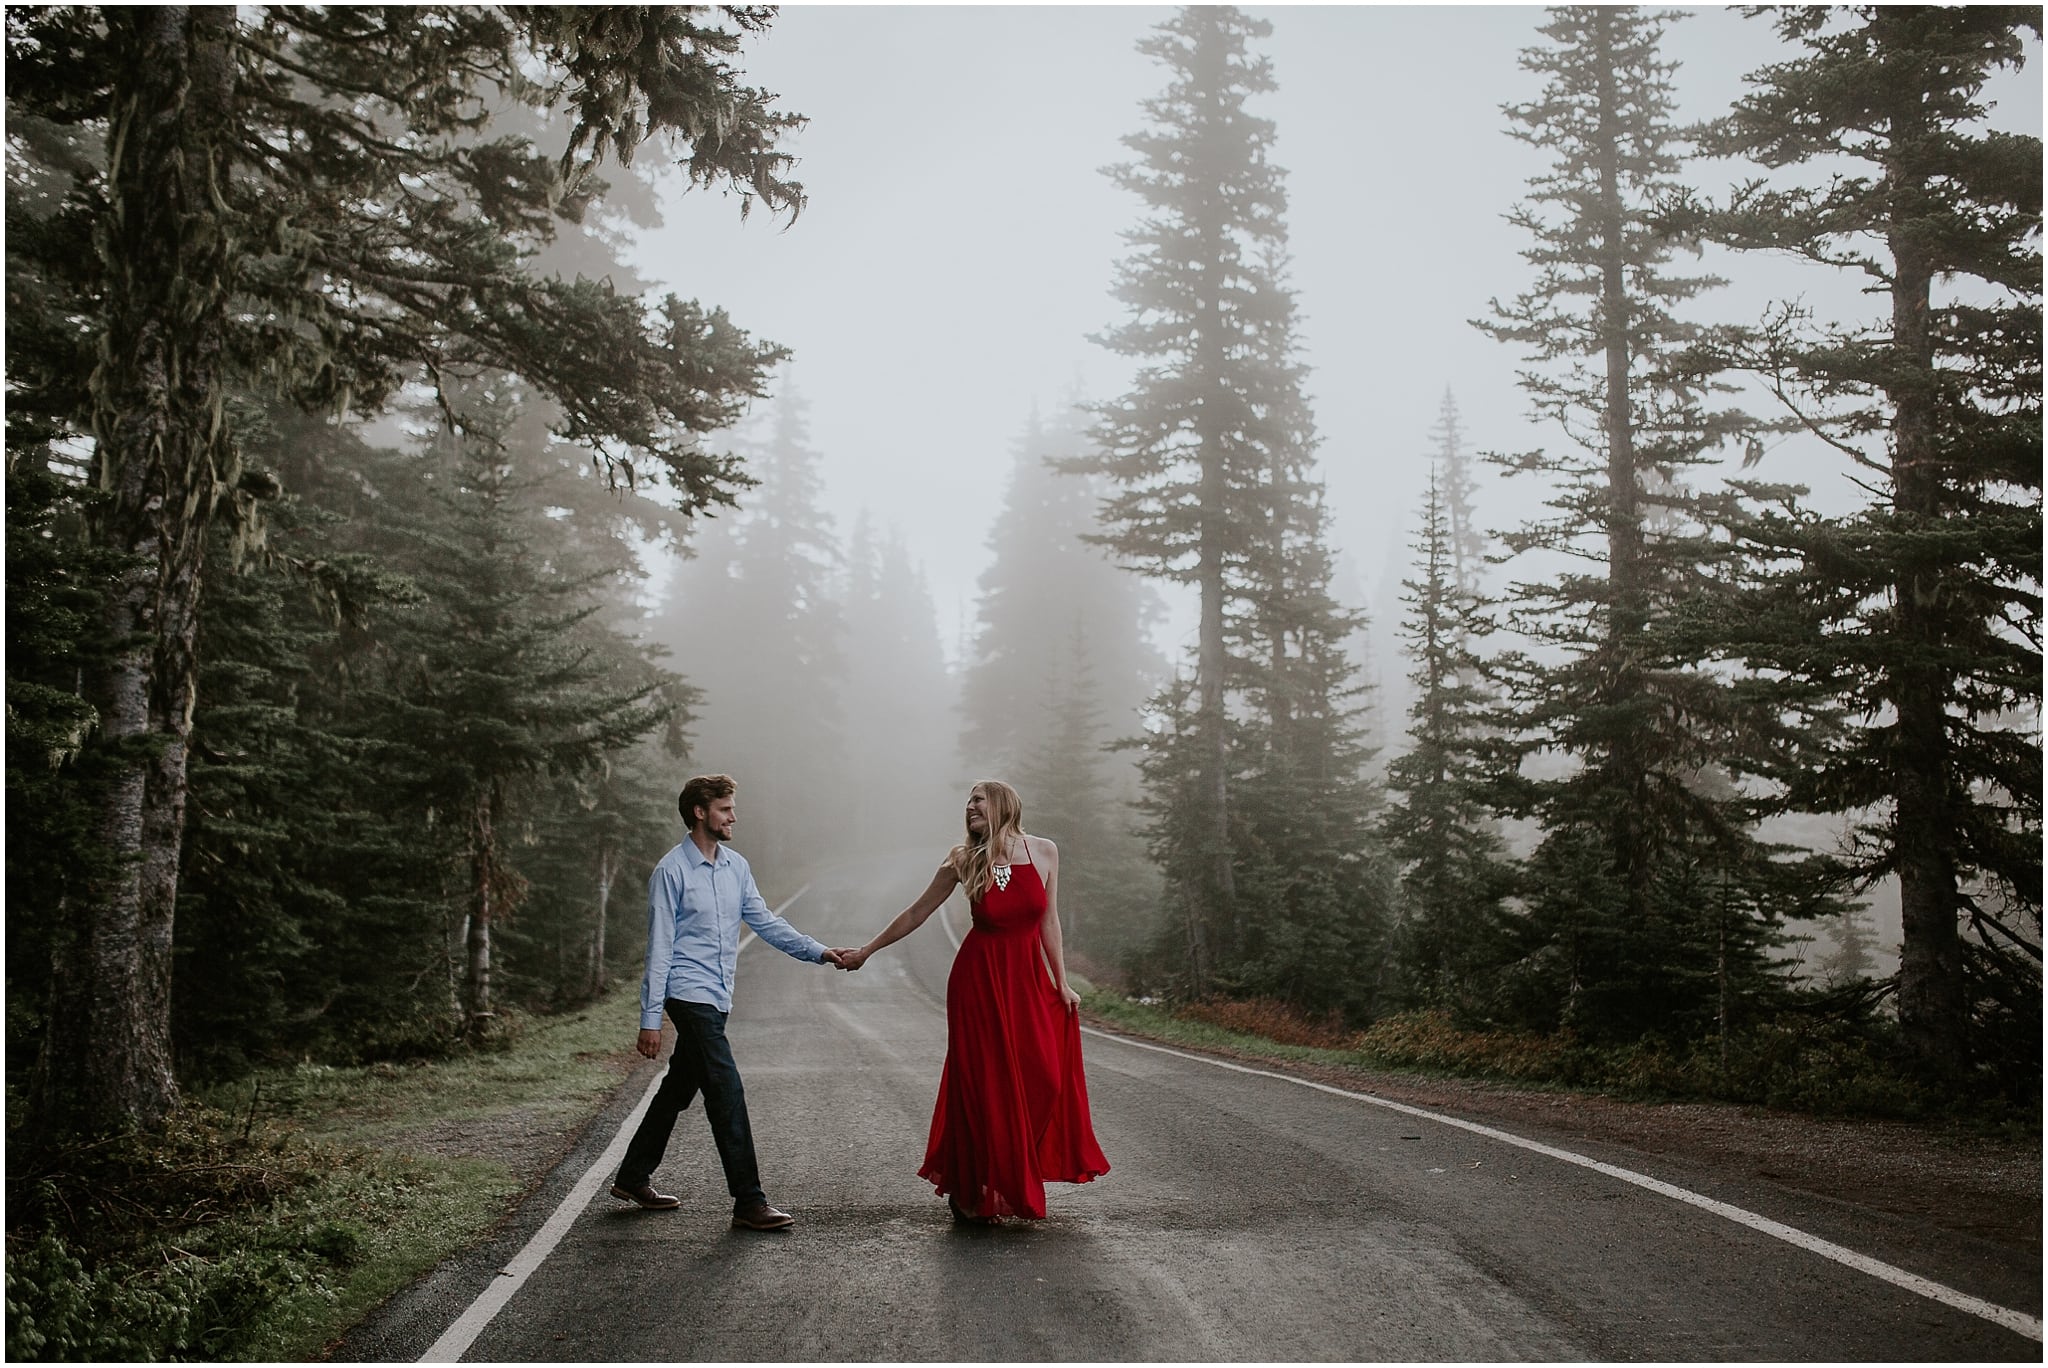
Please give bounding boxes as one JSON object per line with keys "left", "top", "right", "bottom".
{"left": 991, "top": 861, "right": 1012, "bottom": 892}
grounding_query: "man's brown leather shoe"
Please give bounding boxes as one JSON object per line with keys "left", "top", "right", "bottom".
{"left": 731, "top": 1202, "right": 795, "bottom": 1231}
{"left": 610, "top": 1182, "right": 681, "bottom": 1210}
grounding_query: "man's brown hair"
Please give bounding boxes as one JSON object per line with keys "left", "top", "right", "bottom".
{"left": 678, "top": 773, "right": 737, "bottom": 830}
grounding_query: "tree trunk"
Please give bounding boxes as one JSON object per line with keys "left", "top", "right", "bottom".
{"left": 1591, "top": 13, "right": 1652, "bottom": 925}
{"left": 35, "top": 7, "right": 239, "bottom": 1139}
{"left": 1154, "top": 12, "right": 1239, "bottom": 981}
{"left": 1716, "top": 882, "right": 1731, "bottom": 1071}
{"left": 1887, "top": 234, "right": 1968, "bottom": 1074}
{"left": 590, "top": 841, "right": 617, "bottom": 997}
{"left": 1178, "top": 877, "right": 1208, "bottom": 998}
{"left": 465, "top": 792, "right": 498, "bottom": 1038}
{"left": 1199, "top": 522, "right": 1236, "bottom": 964}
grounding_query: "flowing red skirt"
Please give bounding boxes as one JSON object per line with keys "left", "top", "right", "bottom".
{"left": 918, "top": 872, "right": 1109, "bottom": 1219}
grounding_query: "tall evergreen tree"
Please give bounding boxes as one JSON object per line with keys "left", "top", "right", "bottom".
{"left": 169, "top": 383, "right": 690, "bottom": 1069}
{"left": 1678, "top": 6, "right": 2042, "bottom": 1077}
{"left": 1382, "top": 473, "right": 1514, "bottom": 1015}
{"left": 173, "top": 462, "right": 441, "bottom": 1076}
{"left": 1075, "top": 7, "right": 1288, "bottom": 984}
{"left": 1009, "top": 623, "right": 1161, "bottom": 963}
{"left": 841, "top": 514, "right": 958, "bottom": 852}
{"left": 6, "top": 6, "right": 804, "bottom": 1137}
{"left": 510, "top": 744, "right": 681, "bottom": 1009}
{"left": 173, "top": 407, "right": 466, "bottom": 1070}
{"left": 654, "top": 380, "right": 845, "bottom": 882}
{"left": 962, "top": 404, "right": 1161, "bottom": 780}
{"left": 472, "top": 396, "right": 696, "bottom": 1018}
{"left": 363, "top": 378, "right": 683, "bottom": 1040}
{"left": 1079, "top": 7, "right": 1383, "bottom": 995}
{"left": 1429, "top": 388, "right": 1486, "bottom": 604}
{"left": 1819, "top": 907, "right": 1880, "bottom": 987}
{"left": 1476, "top": 6, "right": 1797, "bottom": 1040}
{"left": 1230, "top": 471, "right": 1392, "bottom": 1015}
{"left": 958, "top": 401, "right": 1162, "bottom": 956}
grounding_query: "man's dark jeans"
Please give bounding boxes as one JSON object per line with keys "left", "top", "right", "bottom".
{"left": 616, "top": 999, "right": 764, "bottom": 1211}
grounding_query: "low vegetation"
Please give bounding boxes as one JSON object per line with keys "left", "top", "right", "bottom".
{"left": 1083, "top": 990, "right": 2037, "bottom": 1130}
{"left": 6, "top": 986, "right": 639, "bottom": 1362}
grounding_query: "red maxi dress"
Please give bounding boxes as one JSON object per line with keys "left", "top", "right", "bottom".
{"left": 918, "top": 858, "right": 1110, "bottom": 1219}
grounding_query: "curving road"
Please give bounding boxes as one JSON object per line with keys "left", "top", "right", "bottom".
{"left": 339, "top": 851, "right": 2040, "bottom": 1362}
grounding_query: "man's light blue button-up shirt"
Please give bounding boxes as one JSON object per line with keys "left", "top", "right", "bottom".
{"left": 639, "top": 837, "right": 826, "bottom": 1028}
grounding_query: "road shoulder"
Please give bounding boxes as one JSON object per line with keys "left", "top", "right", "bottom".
{"left": 1078, "top": 1012, "right": 2040, "bottom": 1280}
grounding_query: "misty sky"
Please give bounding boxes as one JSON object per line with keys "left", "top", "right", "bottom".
{"left": 628, "top": 5, "right": 2044, "bottom": 669}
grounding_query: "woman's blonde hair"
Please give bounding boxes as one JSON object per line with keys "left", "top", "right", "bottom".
{"left": 954, "top": 779, "right": 1025, "bottom": 903}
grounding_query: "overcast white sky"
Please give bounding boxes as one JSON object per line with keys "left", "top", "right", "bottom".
{"left": 628, "top": 5, "right": 2043, "bottom": 671}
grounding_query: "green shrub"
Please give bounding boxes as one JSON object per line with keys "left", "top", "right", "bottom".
{"left": 1347, "top": 1008, "right": 1958, "bottom": 1119}
{"left": 5, "top": 1227, "right": 336, "bottom": 1362}
{"left": 7, "top": 987, "right": 639, "bottom": 1362}
{"left": 1135, "top": 998, "right": 1993, "bottom": 1124}
{"left": 1356, "top": 1010, "right": 1583, "bottom": 1083}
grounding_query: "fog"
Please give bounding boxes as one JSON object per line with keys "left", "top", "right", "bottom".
{"left": 624, "top": 5, "right": 2041, "bottom": 968}
{"left": 631, "top": 6, "right": 2036, "bottom": 646}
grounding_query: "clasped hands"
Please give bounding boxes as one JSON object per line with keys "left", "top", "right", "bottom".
{"left": 822, "top": 946, "right": 872, "bottom": 971}
{"left": 820, "top": 947, "right": 1081, "bottom": 1010}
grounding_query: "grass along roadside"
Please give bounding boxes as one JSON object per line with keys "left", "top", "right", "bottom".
{"left": 212, "top": 980, "right": 645, "bottom": 1360}
{"left": 7, "top": 982, "right": 644, "bottom": 1362}
{"left": 1078, "top": 987, "right": 2026, "bottom": 1127}
{"left": 1082, "top": 989, "right": 1364, "bottom": 1071}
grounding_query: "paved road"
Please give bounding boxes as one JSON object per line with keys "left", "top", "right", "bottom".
{"left": 340, "top": 852, "right": 2040, "bottom": 1362}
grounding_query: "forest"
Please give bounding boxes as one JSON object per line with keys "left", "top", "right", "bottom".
{"left": 2, "top": 5, "right": 2040, "bottom": 1352}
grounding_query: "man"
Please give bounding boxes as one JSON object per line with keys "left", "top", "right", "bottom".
{"left": 610, "top": 773, "right": 846, "bottom": 1230}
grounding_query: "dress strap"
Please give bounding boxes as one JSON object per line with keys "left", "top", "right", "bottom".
{"left": 1020, "top": 833, "right": 1047, "bottom": 886}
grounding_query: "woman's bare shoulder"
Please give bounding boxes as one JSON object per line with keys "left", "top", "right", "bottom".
{"left": 1024, "top": 833, "right": 1058, "bottom": 862}
{"left": 941, "top": 845, "right": 967, "bottom": 877}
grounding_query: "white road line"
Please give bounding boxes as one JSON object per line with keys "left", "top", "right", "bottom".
{"left": 1082, "top": 1015, "right": 2042, "bottom": 1342}
{"left": 950, "top": 898, "right": 2040, "bottom": 1338}
{"left": 420, "top": 886, "right": 810, "bottom": 1363}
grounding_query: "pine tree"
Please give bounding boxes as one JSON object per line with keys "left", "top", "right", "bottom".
{"left": 481, "top": 398, "right": 696, "bottom": 1016}
{"left": 1819, "top": 906, "right": 1880, "bottom": 987}
{"left": 174, "top": 488, "right": 413, "bottom": 1076}
{"left": 962, "top": 404, "right": 1161, "bottom": 779}
{"left": 1476, "top": 6, "right": 1797, "bottom": 1040}
{"left": 1429, "top": 389, "right": 1486, "bottom": 604}
{"left": 358, "top": 378, "right": 683, "bottom": 1040}
{"left": 840, "top": 515, "right": 958, "bottom": 852}
{"left": 510, "top": 745, "right": 680, "bottom": 1009}
{"left": 1230, "top": 470, "right": 1393, "bottom": 1015}
{"left": 1008, "top": 624, "right": 1162, "bottom": 964}
{"left": 958, "top": 402, "right": 1161, "bottom": 956}
{"left": 654, "top": 379, "right": 846, "bottom": 882}
{"left": 1074, "top": 7, "right": 1291, "bottom": 985}
{"left": 1676, "top": 5, "right": 2042, "bottom": 1079}
{"left": 1079, "top": 7, "right": 1381, "bottom": 996}
{"left": 5, "top": 425, "right": 128, "bottom": 1087}
{"left": 6, "top": 6, "right": 804, "bottom": 1136}
{"left": 172, "top": 386, "right": 688, "bottom": 1066}
{"left": 175, "top": 407, "right": 459, "bottom": 1069}
{"left": 1382, "top": 473, "right": 1514, "bottom": 1015}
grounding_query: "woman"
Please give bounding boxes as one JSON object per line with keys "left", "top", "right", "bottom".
{"left": 836, "top": 780, "right": 1109, "bottom": 1223}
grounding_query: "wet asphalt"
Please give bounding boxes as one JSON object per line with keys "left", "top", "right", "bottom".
{"left": 334, "top": 852, "right": 2040, "bottom": 1362}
